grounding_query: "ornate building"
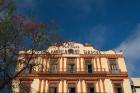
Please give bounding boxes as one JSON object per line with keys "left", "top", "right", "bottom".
{"left": 12, "top": 42, "right": 132, "bottom": 93}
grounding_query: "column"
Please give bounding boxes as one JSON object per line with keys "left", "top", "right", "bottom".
{"left": 98, "top": 80, "right": 101, "bottom": 92}
{"left": 41, "top": 57, "right": 43, "bottom": 72}
{"left": 64, "top": 80, "right": 67, "bottom": 93}
{"left": 63, "top": 58, "right": 66, "bottom": 71}
{"left": 95, "top": 80, "right": 100, "bottom": 92}
{"left": 38, "top": 79, "right": 41, "bottom": 92}
{"left": 81, "top": 58, "right": 84, "bottom": 72}
{"left": 92, "top": 58, "right": 96, "bottom": 72}
{"left": 79, "top": 58, "right": 82, "bottom": 71}
{"left": 102, "top": 79, "right": 106, "bottom": 93}
{"left": 43, "top": 58, "right": 46, "bottom": 72}
{"left": 45, "top": 58, "right": 48, "bottom": 72}
{"left": 82, "top": 80, "right": 87, "bottom": 93}
{"left": 77, "top": 80, "right": 81, "bottom": 93}
{"left": 99, "top": 58, "right": 102, "bottom": 71}
{"left": 44, "top": 80, "right": 48, "bottom": 93}
{"left": 31, "top": 79, "right": 40, "bottom": 92}
{"left": 80, "top": 80, "right": 83, "bottom": 93}
{"left": 95, "top": 58, "right": 98, "bottom": 71}
{"left": 58, "top": 80, "right": 63, "bottom": 93}
{"left": 96, "top": 58, "right": 101, "bottom": 71}
{"left": 59, "top": 58, "right": 63, "bottom": 72}
{"left": 40, "top": 80, "right": 44, "bottom": 92}
{"left": 77, "top": 58, "right": 80, "bottom": 72}
{"left": 99, "top": 79, "right": 103, "bottom": 92}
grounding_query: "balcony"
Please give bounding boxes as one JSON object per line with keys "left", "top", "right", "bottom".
{"left": 18, "top": 68, "right": 128, "bottom": 77}
{"left": 30, "top": 68, "right": 107, "bottom": 75}
{"left": 110, "top": 69, "right": 121, "bottom": 74}
{"left": 36, "top": 92, "right": 107, "bottom": 93}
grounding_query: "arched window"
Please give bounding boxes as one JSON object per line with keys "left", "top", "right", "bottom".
{"left": 68, "top": 49, "right": 74, "bottom": 54}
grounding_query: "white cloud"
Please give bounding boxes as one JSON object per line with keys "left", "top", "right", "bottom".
{"left": 115, "top": 24, "right": 140, "bottom": 76}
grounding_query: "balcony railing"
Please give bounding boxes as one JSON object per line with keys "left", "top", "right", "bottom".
{"left": 30, "top": 68, "right": 107, "bottom": 74}
{"left": 110, "top": 69, "right": 121, "bottom": 74}
{"left": 34, "top": 92, "right": 107, "bottom": 93}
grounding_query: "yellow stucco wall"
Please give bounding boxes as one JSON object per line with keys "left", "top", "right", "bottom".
{"left": 101, "top": 58, "right": 109, "bottom": 72}
{"left": 123, "top": 79, "right": 132, "bottom": 93}
{"left": 104, "top": 79, "right": 114, "bottom": 93}
{"left": 117, "top": 58, "right": 127, "bottom": 72}
{"left": 31, "top": 79, "right": 39, "bottom": 93}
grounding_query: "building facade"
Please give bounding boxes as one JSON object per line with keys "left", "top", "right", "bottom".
{"left": 12, "top": 42, "right": 132, "bottom": 93}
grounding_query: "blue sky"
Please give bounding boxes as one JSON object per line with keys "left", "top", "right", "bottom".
{"left": 15, "top": 0, "right": 140, "bottom": 77}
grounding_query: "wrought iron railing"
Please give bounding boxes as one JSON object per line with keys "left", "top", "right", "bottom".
{"left": 31, "top": 68, "right": 107, "bottom": 74}
{"left": 19, "top": 68, "right": 127, "bottom": 76}
{"left": 110, "top": 69, "right": 121, "bottom": 74}
{"left": 34, "top": 92, "right": 107, "bottom": 93}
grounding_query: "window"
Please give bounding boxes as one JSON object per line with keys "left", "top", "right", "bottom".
{"left": 75, "top": 50, "right": 79, "bottom": 54}
{"left": 87, "top": 83, "right": 95, "bottom": 93}
{"left": 50, "top": 58, "right": 58, "bottom": 73}
{"left": 114, "top": 83, "right": 123, "bottom": 93}
{"left": 85, "top": 59, "right": 93, "bottom": 73}
{"left": 67, "top": 58, "right": 76, "bottom": 73}
{"left": 49, "top": 87, "right": 57, "bottom": 93}
{"left": 68, "top": 83, "right": 76, "bottom": 93}
{"left": 109, "top": 59, "right": 119, "bottom": 73}
{"left": 68, "top": 49, "right": 74, "bottom": 54}
{"left": 87, "top": 64, "right": 92, "bottom": 73}
{"left": 49, "top": 83, "right": 58, "bottom": 93}
{"left": 50, "top": 58, "right": 58, "bottom": 64}
{"left": 50, "top": 64, "right": 57, "bottom": 73}
{"left": 68, "top": 64, "right": 75, "bottom": 73}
